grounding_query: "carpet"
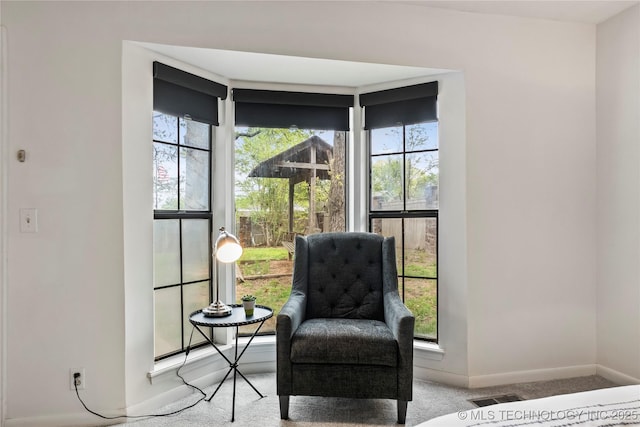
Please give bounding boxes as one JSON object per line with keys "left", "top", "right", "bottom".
{"left": 114, "top": 373, "right": 617, "bottom": 426}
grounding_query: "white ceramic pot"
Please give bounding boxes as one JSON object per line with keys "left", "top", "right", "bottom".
{"left": 243, "top": 300, "right": 256, "bottom": 316}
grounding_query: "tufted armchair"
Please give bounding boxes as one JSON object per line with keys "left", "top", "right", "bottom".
{"left": 276, "top": 232, "right": 415, "bottom": 424}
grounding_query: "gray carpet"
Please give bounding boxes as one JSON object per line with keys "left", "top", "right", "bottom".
{"left": 114, "top": 373, "right": 617, "bottom": 426}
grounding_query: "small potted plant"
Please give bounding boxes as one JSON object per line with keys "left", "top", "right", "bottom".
{"left": 241, "top": 294, "right": 256, "bottom": 316}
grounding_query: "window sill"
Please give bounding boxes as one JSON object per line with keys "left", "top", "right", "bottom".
{"left": 148, "top": 344, "right": 231, "bottom": 384}
{"left": 148, "top": 336, "right": 276, "bottom": 384}
{"left": 148, "top": 337, "right": 440, "bottom": 383}
{"left": 414, "top": 340, "right": 445, "bottom": 361}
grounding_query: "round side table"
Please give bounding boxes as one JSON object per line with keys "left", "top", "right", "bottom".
{"left": 189, "top": 304, "right": 273, "bottom": 422}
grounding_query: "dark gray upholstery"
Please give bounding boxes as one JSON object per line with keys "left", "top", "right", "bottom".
{"left": 277, "top": 232, "right": 415, "bottom": 424}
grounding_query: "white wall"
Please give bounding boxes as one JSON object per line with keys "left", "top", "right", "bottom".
{"left": 3, "top": 2, "right": 127, "bottom": 423}
{"left": 1, "top": 1, "right": 599, "bottom": 423}
{"left": 596, "top": 4, "right": 640, "bottom": 384}
{"left": 462, "top": 12, "right": 597, "bottom": 385}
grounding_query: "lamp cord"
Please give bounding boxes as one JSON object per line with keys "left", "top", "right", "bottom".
{"left": 74, "top": 328, "right": 206, "bottom": 420}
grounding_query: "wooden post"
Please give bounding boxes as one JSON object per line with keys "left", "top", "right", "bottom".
{"left": 309, "top": 146, "right": 316, "bottom": 232}
{"left": 289, "top": 178, "right": 295, "bottom": 233}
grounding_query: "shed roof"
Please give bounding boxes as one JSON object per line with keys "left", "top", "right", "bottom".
{"left": 248, "top": 135, "right": 333, "bottom": 184}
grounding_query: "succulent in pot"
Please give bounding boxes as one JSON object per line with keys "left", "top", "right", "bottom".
{"left": 241, "top": 294, "right": 256, "bottom": 316}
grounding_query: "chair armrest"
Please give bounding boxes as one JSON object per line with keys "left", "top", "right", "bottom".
{"left": 277, "top": 290, "right": 306, "bottom": 339}
{"left": 384, "top": 291, "right": 415, "bottom": 401}
{"left": 384, "top": 291, "right": 415, "bottom": 346}
{"left": 276, "top": 290, "right": 306, "bottom": 396}
{"left": 278, "top": 234, "right": 309, "bottom": 339}
{"left": 381, "top": 236, "right": 414, "bottom": 347}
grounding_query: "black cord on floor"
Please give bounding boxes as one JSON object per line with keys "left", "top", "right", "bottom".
{"left": 74, "top": 328, "right": 207, "bottom": 420}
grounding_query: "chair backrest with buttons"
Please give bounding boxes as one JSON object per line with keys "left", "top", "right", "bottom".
{"left": 301, "top": 232, "right": 390, "bottom": 321}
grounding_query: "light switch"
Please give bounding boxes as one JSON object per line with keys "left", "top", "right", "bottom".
{"left": 20, "top": 208, "right": 38, "bottom": 233}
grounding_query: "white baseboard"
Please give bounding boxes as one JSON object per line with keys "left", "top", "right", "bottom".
{"left": 467, "top": 364, "right": 597, "bottom": 388}
{"left": 414, "top": 366, "right": 470, "bottom": 388}
{"left": 127, "top": 369, "right": 223, "bottom": 416}
{"left": 596, "top": 364, "right": 640, "bottom": 385}
{"left": 5, "top": 412, "right": 119, "bottom": 427}
{"left": 415, "top": 364, "right": 601, "bottom": 389}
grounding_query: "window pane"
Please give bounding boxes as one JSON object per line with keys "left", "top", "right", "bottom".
{"left": 370, "top": 154, "right": 403, "bottom": 211}
{"left": 153, "top": 113, "right": 213, "bottom": 360}
{"left": 180, "top": 147, "right": 209, "bottom": 211}
{"left": 235, "top": 127, "right": 347, "bottom": 336}
{"left": 404, "top": 278, "right": 437, "bottom": 340}
{"left": 405, "top": 122, "right": 438, "bottom": 152}
{"left": 180, "top": 118, "right": 210, "bottom": 150}
{"left": 371, "top": 126, "right": 402, "bottom": 154}
{"left": 154, "top": 286, "right": 182, "bottom": 357}
{"left": 368, "top": 122, "right": 438, "bottom": 343}
{"left": 182, "top": 219, "right": 210, "bottom": 283}
{"left": 236, "top": 276, "right": 283, "bottom": 336}
{"left": 153, "top": 220, "right": 181, "bottom": 287}
{"left": 406, "top": 151, "right": 439, "bottom": 210}
{"left": 374, "top": 218, "right": 438, "bottom": 340}
{"left": 153, "top": 112, "right": 178, "bottom": 144}
{"left": 372, "top": 217, "right": 403, "bottom": 274}
{"left": 183, "top": 281, "right": 210, "bottom": 347}
{"left": 403, "top": 217, "right": 437, "bottom": 278}
{"left": 153, "top": 143, "right": 179, "bottom": 210}
{"left": 236, "top": 127, "right": 346, "bottom": 239}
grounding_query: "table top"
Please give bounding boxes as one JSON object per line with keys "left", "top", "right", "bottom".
{"left": 189, "top": 304, "right": 273, "bottom": 327}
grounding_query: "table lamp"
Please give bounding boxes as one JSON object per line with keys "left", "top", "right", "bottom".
{"left": 203, "top": 227, "right": 243, "bottom": 317}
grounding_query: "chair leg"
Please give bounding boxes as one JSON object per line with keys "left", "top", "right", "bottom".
{"left": 279, "top": 395, "right": 290, "bottom": 419}
{"left": 397, "top": 400, "right": 408, "bottom": 424}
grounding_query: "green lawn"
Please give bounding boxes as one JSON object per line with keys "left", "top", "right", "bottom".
{"left": 239, "top": 247, "right": 289, "bottom": 275}
{"left": 236, "top": 246, "right": 437, "bottom": 339}
{"left": 240, "top": 247, "right": 288, "bottom": 261}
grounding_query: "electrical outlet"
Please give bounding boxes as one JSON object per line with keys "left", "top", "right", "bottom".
{"left": 70, "top": 368, "right": 85, "bottom": 390}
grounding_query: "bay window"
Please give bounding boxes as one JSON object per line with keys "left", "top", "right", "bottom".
{"left": 150, "top": 59, "right": 440, "bottom": 355}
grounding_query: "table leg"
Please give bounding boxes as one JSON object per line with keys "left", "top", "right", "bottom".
{"left": 196, "top": 319, "right": 268, "bottom": 422}
{"left": 206, "top": 366, "right": 233, "bottom": 402}
{"left": 193, "top": 324, "right": 233, "bottom": 365}
{"left": 231, "top": 326, "right": 239, "bottom": 422}
{"left": 192, "top": 325, "right": 234, "bottom": 403}
{"left": 229, "top": 319, "right": 267, "bottom": 399}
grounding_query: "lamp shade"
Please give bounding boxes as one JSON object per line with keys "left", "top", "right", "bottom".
{"left": 215, "top": 228, "right": 243, "bottom": 263}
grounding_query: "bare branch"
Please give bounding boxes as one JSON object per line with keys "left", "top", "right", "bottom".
{"left": 235, "top": 130, "right": 262, "bottom": 140}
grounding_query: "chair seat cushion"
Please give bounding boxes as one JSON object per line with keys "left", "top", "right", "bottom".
{"left": 290, "top": 318, "right": 398, "bottom": 367}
